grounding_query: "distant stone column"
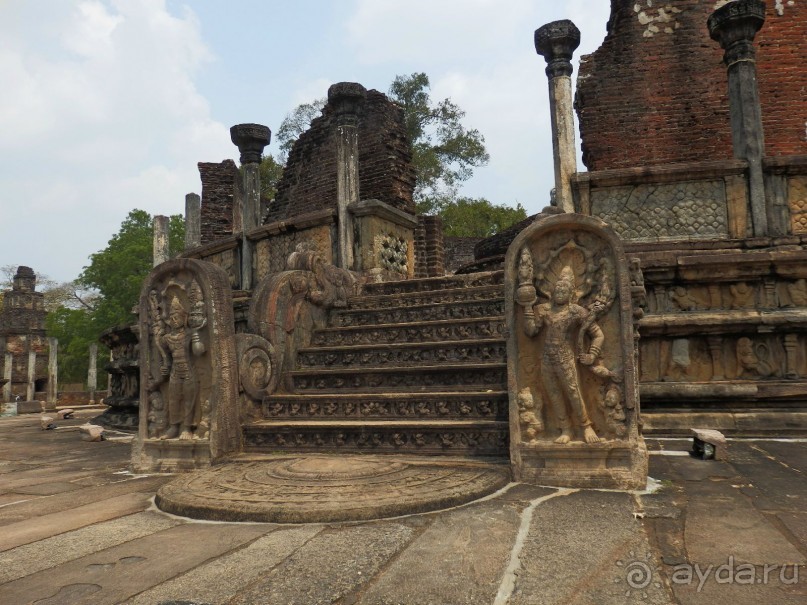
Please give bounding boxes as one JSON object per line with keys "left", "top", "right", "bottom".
{"left": 329, "top": 82, "right": 367, "bottom": 270}
{"left": 47, "top": 337, "right": 58, "bottom": 405}
{"left": 708, "top": 0, "right": 769, "bottom": 236}
{"left": 535, "top": 20, "right": 581, "bottom": 214}
{"left": 230, "top": 123, "right": 271, "bottom": 291}
{"left": 185, "top": 193, "right": 201, "bottom": 249}
{"left": 3, "top": 353, "right": 12, "bottom": 401}
{"left": 88, "top": 343, "right": 98, "bottom": 404}
{"left": 26, "top": 350, "right": 36, "bottom": 401}
{"left": 153, "top": 215, "right": 170, "bottom": 267}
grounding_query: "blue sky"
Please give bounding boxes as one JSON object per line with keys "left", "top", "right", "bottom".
{"left": 0, "top": 1, "right": 611, "bottom": 283}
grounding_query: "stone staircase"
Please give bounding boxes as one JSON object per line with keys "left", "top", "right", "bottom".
{"left": 242, "top": 271, "right": 510, "bottom": 458}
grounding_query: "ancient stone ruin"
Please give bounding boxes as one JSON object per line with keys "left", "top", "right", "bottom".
{"left": 131, "top": 1, "right": 805, "bottom": 511}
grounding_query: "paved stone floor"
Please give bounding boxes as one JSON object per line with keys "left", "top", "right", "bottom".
{"left": 0, "top": 410, "right": 805, "bottom": 605}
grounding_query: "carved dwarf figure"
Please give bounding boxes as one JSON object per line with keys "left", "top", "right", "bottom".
{"left": 524, "top": 266, "right": 604, "bottom": 444}
{"left": 160, "top": 296, "right": 206, "bottom": 439}
{"left": 517, "top": 388, "right": 544, "bottom": 443}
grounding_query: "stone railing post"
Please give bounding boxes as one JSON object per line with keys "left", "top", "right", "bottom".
{"left": 535, "top": 20, "right": 581, "bottom": 214}
{"left": 329, "top": 82, "right": 367, "bottom": 270}
{"left": 153, "top": 215, "right": 170, "bottom": 267}
{"left": 708, "top": 0, "right": 769, "bottom": 236}
{"left": 231, "top": 123, "right": 271, "bottom": 290}
{"left": 185, "top": 192, "right": 201, "bottom": 249}
{"left": 47, "top": 337, "right": 58, "bottom": 406}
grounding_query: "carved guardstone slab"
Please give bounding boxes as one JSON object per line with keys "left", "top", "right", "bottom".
{"left": 505, "top": 213, "right": 648, "bottom": 489}
{"left": 132, "top": 259, "right": 241, "bottom": 473}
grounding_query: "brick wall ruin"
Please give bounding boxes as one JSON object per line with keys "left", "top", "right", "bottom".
{"left": 576, "top": 0, "right": 807, "bottom": 171}
{"left": 266, "top": 90, "right": 416, "bottom": 223}
{"left": 198, "top": 160, "right": 238, "bottom": 245}
{"left": 444, "top": 237, "right": 482, "bottom": 273}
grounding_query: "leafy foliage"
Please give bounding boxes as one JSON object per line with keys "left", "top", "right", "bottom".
{"left": 438, "top": 197, "right": 528, "bottom": 238}
{"left": 258, "top": 154, "right": 284, "bottom": 201}
{"left": 276, "top": 99, "right": 326, "bottom": 162}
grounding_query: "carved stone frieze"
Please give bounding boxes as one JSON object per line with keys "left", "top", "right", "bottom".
{"left": 297, "top": 342, "right": 506, "bottom": 369}
{"left": 789, "top": 176, "right": 807, "bottom": 234}
{"left": 292, "top": 366, "right": 507, "bottom": 392}
{"left": 329, "top": 299, "right": 504, "bottom": 327}
{"left": 351, "top": 285, "right": 502, "bottom": 311}
{"left": 591, "top": 180, "right": 728, "bottom": 240}
{"left": 311, "top": 319, "right": 506, "bottom": 347}
{"left": 244, "top": 425, "right": 508, "bottom": 456}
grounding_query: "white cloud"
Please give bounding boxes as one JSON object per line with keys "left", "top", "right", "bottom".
{"left": 0, "top": 0, "right": 232, "bottom": 282}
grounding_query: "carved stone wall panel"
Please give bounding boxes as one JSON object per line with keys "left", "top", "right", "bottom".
{"left": 591, "top": 180, "right": 728, "bottom": 240}
{"left": 254, "top": 225, "right": 333, "bottom": 282}
{"left": 203, "top": 249, "right": 238, "bottom": 288}
{"left": 353, "top": 213, "right": 415, "bottom": 280}
{"left": 789, "top": 176, "right": 807, "bottom": 234}
{"left": 505, "top": 213, "right": 647, "bottom": 490}
{"left": 133, "top": 259, "right": 240, "bottom": 472}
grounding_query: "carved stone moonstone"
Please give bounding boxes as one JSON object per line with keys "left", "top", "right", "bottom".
{"left": 505, "top": 213, "right": 647, "bottom": 489}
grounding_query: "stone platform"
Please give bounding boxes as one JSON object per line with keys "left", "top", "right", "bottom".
{"left": 156, "top": 455, "right": 511, "bottom": 523}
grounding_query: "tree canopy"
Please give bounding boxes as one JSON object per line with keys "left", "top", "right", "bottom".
{"left": 44, "top": 210, "right": 184, "bottom": 385}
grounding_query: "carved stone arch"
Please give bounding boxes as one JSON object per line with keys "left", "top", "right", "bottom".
{"left": 505, "top": 213, "right": 647, "bottom": 489}
{"left": 132, "top": 258, "right": 240, "bottom": 472}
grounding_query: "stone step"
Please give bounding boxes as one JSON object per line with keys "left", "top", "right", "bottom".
{"left": 242, "top": 419, "right": 509, "bottom": 457}
{"left": 290, "top": 363, "right": 507, "bottom": 393}
{"left": 261, "top": 392, "right": 509, "bottom": 421}
{"left": 360, "top": 271, "right": 503, "bottom": 296}
{"left": 344, "top": 284, "right": 504, "bottom": 312}
{"left": 331, "top": 297, "right": 504, "bottom": 328}
{"left": 297, "top": 339, "right": 507, "bottom": 369}
{"left": 310, "top": 317, "right": 506, "bottom": 347}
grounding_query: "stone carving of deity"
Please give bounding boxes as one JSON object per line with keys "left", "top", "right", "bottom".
{"left": 523, "top": 266, "right": 605, "bottom": 444}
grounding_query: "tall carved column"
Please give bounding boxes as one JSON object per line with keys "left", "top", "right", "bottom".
{"left": 230, "top": 123, "right": 271, "bottom": 290}
{"left": 153, "top": 215, "right": 170, "bottom": 267}
{"left": 3, "top": 353, "right": 12, "bottom": 401}
{"left": 708, "top": 1, "right": 770, "bottom": 236}
{"left": 535, "top": 20, "right": 580, "bottom": 214}
{"left": 185, "top": 192, "right": 201, "bottom": 249}
{"left": 88, "top": 342, "right": 98, "bottom": 404}
{"left": 329, "top": 82, "right": 367, "bottom": 270}
{"left": 47, "top": 337, "right": 58, "bottom": 406}
{"left": 26, "top": 350, "right": 36, "bottom": 401}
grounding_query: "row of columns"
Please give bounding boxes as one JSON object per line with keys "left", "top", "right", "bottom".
{"left": 536, "top": 0, "right": 772, "bottom": 235}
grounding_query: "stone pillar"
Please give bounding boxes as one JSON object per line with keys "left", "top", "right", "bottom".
{"left": 328, "top": 82, "right": 367, "bottom": 270}
{"left": 784, "top": 334, "right": 800, "bottom": 379}
{"left": 535, "top": 20, "right": 581, "bottom": 214}
{"left": 26, "top": 350, "right": 36, "bottom": 401}
{"left": 153, "top": 215, "right": 170, "bottom": 267}
{"left": 3, "top": 353, "right": 12, "bottom": 401}
{"left": 230, "top": 123, "right": 271, "bottom": 291}
{"left": 185, "top": 193, "right": 201, "bottom": 249}
{"left": 708, "top": 1, "right": 770, "bottom": 236}
{"left": 88, "top": 343, "right": 98, "bottom": 404}
{"left": 707, "top": 336, "right": 725, "bottom": 380}
{"left": 47, "top": 337, "right": 58, "bottom": 406}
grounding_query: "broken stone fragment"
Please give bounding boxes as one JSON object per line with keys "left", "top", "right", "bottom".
{"left": 691, "top": 428, "right": 727, "bottom": 461}
{"left": 56, "top": 408, "right": 75, "bottom": 419}
{"left": 79, "top": 423, "right": 105, "bottom": 442}
{"left": 40, "top": 415, "right": 56, "bottom": 430}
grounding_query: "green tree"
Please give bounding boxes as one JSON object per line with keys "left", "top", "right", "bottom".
{"left": 439, "top": 197, "right": 528, "bottom": 238}
{"left": 388, "top": 73, "right": 489, "bottom": 211}
{"left": 258, "top": 154, "right": 284, "bottom": 200}
{"left": 79, "top": 210, "right": 185, "bottom": 330}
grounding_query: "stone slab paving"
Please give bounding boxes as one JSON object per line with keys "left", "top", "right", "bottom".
{"left": 0, "top": 413, "right": 806, "bottom": 604}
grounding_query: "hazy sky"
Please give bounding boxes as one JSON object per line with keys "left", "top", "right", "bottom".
{"left": 0, "top": 0, "right": 612, "bottom": 284}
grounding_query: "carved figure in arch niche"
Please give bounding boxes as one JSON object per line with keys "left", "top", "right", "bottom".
{"left": 524, "top": 265, "right": 605, "bottom": 444}
{"left": 736, "top": 337, "right": 773, "bottom": 379}
{"left": 729, "top": 282, "right": 756, "bottom": 309}
{"left": 786, "top": 279, "right": 807, "bottom": 307}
